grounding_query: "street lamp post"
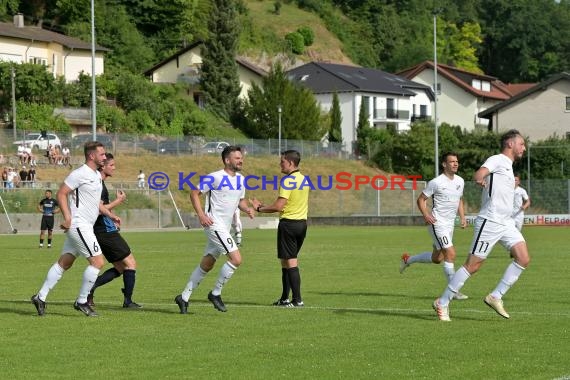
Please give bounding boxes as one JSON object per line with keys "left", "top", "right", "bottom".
{"left": 91, "top": 0, "right": 97, "bottom": 139}
{"left": 278, "top": 105, "right": 282, "bottom": 154}
{"left": 433, "top": 10, "right": 439, "bottom": 176}
{"left": 11, "top": 65, "right": 16, "bottom": 140}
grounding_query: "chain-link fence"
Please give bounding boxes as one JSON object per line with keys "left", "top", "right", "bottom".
{"left": 0, "top": 129, "right": 347, "bottom": 161}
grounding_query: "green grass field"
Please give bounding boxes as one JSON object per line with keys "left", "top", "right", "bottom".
{"left": 1, "top": 226, "right": 568, "bottom": 379}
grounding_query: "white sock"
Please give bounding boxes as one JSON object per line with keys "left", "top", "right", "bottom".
{"left": 77, "top": 265, "right": 100, "bottom": 303}
{"left": 439, "top": 266, "right": 470, "bottom": 306}
{"left": 212, "top": 262, "right": 237, "bottom": 296}
{"left": 407, "top": 252, "right": 433, "bottom": 265}
{"left": 443, "top": 261, "right": 455, "bottom": 283}
{"left": 182, "top": 266, "right": 208, "bottom": 302}
{"left": 38, "top": 263, "right": 65, "bottom": 301}
{"left": 490, "top": 261, "right": 525, "bottom": 299}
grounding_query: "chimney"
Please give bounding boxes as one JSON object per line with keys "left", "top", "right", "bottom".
{"left": 13, "top": 13, "right": 24, "bottom": 28}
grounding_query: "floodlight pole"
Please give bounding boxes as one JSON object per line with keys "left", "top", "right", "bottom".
{"left": 433, "top": 10, "right": 440, "bottom": 176}
{"left": 11, "top": 65, "right": 16, "bottom": 140}
{"left": 91, "top": 0, "right": 97, "bottom": 139}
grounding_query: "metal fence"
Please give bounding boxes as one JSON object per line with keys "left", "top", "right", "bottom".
{"left": 0, "top": 129, "right": 348, "bottom": 160}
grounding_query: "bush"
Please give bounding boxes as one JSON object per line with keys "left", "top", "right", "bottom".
{"left": 297, "top": 26, "right": 315, "bottom": 46}
{"left": 285, "top": 32, "right": 305, "bottom": 54}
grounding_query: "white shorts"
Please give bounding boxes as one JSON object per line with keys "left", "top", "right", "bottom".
{"left": 427, "top": 223, "right": 455, "bottom": 249}
{"left": 468, "top": 217, "right": 525, "bottom": 259}
{"left": 61, "top": 225, "right": 102, "bottom": 258}
{"left": 203, "top": 223, "right": 238, "bottom": 260}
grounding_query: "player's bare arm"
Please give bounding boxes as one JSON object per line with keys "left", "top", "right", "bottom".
{"left": 56, "top": 183, "right": 73, "bottom": 230}
{"left": 238, "top": 199, "right": 255, "bottom": 219}
{"left": 250, "top": 196, "right": 287, "bottom": 213}
{"left": 474, "top": 167, "right": 490, "bottom": 187}
{"left": 190, "top": 189, "right": 212, "bottom": 226}
{"left": 417, "top": 193, "right": 436, "bottom": 224}
{"left": 458, "top": 198, "right": 467, "bottom": 228}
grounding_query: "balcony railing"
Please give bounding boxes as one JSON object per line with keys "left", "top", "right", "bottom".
{"left": 373, "top": 109, "right": 410, "bottom": 120}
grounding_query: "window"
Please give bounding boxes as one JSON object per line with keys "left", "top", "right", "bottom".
{"left": 566, "top": 96, "right": 570, "bottom": 111}
{"left": 386, "top": 98, "right": 396, "bottom": 118}
{"left": 420, "top": 105, "right": 427, "bottom": 117}
{"left": 482, "top": 81, "right": 491, "bottom": 92}
{"left": 472, "top": 79, "right": 481, "bottom": 90}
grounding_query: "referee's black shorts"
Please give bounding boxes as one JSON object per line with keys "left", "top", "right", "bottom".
{"left": 95, "top": 232, "right": 131, "bottom": 263}
{"left": 277, "top": 218, "right": 307, "bottom": 260}
{"left": 41, "top": 215, "right": 54, "bottom": 231}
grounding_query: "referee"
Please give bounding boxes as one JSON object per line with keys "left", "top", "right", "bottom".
{"left": 38, "top": 190, "right": 59, "bottom": 248}
{"left": 251, "top": 150, "right": 309, "bottom": 307}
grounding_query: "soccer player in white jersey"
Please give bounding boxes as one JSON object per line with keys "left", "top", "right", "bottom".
{"left": 31, "top": 141, "right": 121, "bottom": 317}
{"left": 400, "top": 152, "right": 468, "bottom": 299}
{"left": 433, "top": 129, "right": 530, "bottom": 321}
{"left": 174, "top": 146, "right": 254, "bottom": 314}
{"left": 512, "top": 175, "right": 531, "bottom": 231}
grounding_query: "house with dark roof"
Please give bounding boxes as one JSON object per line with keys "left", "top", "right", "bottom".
{"left": 479, "top": 72, "right": 570, "bottom": 142}
{"left": 143, "top": 41, "right": 267, "bottom": 108}
{"left": 397, "top": 61, "right": 515, "bottom": 131}
{"left": 286, "top": 62, "right": 434, "bottom": 151}
{"left": 0, "top": 14, "right": 108, "bottom": 82}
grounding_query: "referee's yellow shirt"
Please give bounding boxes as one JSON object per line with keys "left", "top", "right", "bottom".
{"left": 278, "top": 171, "right": 309, "bottom": 220}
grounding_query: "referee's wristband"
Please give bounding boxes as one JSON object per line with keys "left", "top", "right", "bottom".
{"left": 256, "top": 205, "right": 262, "bottom": 212}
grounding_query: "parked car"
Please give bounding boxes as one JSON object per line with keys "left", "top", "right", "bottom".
{"left": 13, "top": 132, "right": 61, "bottom": 151}
{"left": 200, "top": 141, "right": 230, "bottom": 154}
{"left": 71, "top": 134, "right": 114, "bottom": 151}
{"left": 157, "top": 139, "right": 193, "bottom": 155}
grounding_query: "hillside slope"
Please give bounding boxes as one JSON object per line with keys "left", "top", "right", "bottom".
{"left": 240, "top": 0, "right": 354, "bottom": 70}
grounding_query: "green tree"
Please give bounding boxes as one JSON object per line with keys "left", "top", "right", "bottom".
{"left": 297, "top": 26, "right": 315, "bottom": 46}
{"left": 0, "top": 62, "right": 55, "bottom": 105}
{"left": 355, "top": 99, "right": 370, "bottom": 158}
{"left": 285, "top": 32, "right": 304, "bottom": 54}
{"left": 238, "top": 63, "right": 322, "bottom": 140}
{"left": 479, "top": 0, "right": 570, "bottom": 82}
{"left": 200, "top": 0, "right": 241, "bottom": 121}
{"left": 328, "top": 92, "right": 342, "bottom": 143}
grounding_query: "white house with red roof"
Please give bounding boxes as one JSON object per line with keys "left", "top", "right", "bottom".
{"left": 397, "top": 61, "right": 516, "bottom": 131}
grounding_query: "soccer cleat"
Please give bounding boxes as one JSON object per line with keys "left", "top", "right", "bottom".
{"left": 289, "top": 300, "right": 304, "bottom": 308}
{"left": 123, "top": 301, "right": 142, "bottom": 309}
{"left": 484, "top": 294, "right": 510, "bottom": 319}
{"left": 174, "top": 294, "right": 188, "bottom": 314}
{"left": 38, "top": 244, "right": 43, "bottom": 249}
{"left": 73, "top": 301, "right": 98, "bottom": 317}
{"left": 453, "top": 292, "right": 469, "bottom": 300}
{"left": 432, "top": 298, "right": 451, "bottom": 321}
{"left": 31, "top": 294, "right": 46, "bottom": 316}
{"left": 399, "top": 253, "right": 410, "bottom": 273}
{"left": 47, "top": 244, "right": 52, "bottom": 248}
{"left": 87, "top": 293, "right": 95, "bottom": 307}
{"left": 208, "top": 291, "right": 227, "bottom": 312}
{"left": 272, "top": 299, "right": 291, "bottom": 306}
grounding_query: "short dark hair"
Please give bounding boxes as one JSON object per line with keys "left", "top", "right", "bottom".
{"left": 500, "top": 129, "right": 521, "bottom": 149}
{"left": 105, "top": 153, "right": 114, "bottom": 160}
{"left": 84, "top": 141, "right": 104, "bottom": 158}
{"left": 221, "top": 145, "right": 242, "bottom": 162}
{"left": 441, "top": 151, "right": 458, "bottom": 164}
{"left": 282, "top": 150, "right": 301, "bottom": 166}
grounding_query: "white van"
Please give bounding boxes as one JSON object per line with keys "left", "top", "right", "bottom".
{"left": 13, "top": 133, "right": 61, "bottom": 151}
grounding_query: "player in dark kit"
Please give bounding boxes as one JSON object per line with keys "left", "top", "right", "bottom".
{"left": 38, "top": 190, "right": 59, "bottom": 248}
{"left": 88, "top": 153, "right": 141, "bottom": 309}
